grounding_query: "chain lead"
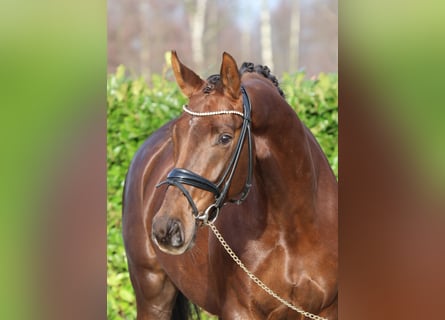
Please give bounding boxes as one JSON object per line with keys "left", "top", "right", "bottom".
{"left": 206, "top": 221, "right": 328, "bottom": 320}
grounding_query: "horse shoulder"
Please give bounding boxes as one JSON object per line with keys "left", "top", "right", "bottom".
{"left": 122, "top": 120, "right": 174, "bottom": 261}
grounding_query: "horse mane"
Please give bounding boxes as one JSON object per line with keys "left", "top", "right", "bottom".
{"left": 239, "top": 62, "right": 285, "bottom": 98}
{"left": 203, "top": 62, "right": 285, "bottom": 98}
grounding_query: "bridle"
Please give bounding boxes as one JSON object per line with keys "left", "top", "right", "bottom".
{"left": 155, "top": 86, "right": 329, "bottom": 320}
{"left": 156, "top": 86, "right": 253, "bottom": 224}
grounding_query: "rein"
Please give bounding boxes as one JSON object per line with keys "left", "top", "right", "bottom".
{"left": 157, "top": 86, "right": 253, "bottom": 224}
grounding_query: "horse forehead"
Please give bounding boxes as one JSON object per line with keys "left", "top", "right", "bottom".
{"left": 188, "top": 91, "right": 232, "bottom": 112}
{"left": 182, "top": 113, "right": 236, "bottom": 133}
{"left": 179, "top": 92, "right": 241, "bottom": 131}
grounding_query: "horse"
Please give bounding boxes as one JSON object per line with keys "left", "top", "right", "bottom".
{"left": 122, "top": 51, "right": 338, "bottom": 319}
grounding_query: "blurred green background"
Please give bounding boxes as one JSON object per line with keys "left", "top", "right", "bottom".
{"left": 0, "top": 1, "right": 106, "bottom": 319}
{"left": 2, "top": 1, "right": 445, "bottom": 319}
{"left": 107, "top": 64, "right": 338, "bottom": 319}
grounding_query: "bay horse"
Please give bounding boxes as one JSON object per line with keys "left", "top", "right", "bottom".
{"left": 122, "top": 51, "right": 337, "bottom": 319}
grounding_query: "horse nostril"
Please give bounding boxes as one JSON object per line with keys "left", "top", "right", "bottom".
{"left": 152, "top": 218, "right": 184, "bottom": 248}
{"left": 167, "top": 219, "right": 184, "bottom": 247}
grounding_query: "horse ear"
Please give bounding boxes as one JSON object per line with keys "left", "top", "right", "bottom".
{"left": 171, "top": 50, "right": 204, "bottom": 97}
{"left": 220, "top": 52, "right": 241, "bottom": 100}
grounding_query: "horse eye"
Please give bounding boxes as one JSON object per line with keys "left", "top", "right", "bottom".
{"left": 218, "top": 134, "right": 232, "bottom": 145}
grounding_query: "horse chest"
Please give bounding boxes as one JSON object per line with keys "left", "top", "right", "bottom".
{"left": 222, "top": 239, "right": 325, "bottom": 316}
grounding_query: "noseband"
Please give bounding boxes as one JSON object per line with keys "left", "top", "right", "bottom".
{"left": 156, "top": 87, "right": 253, "bottom": 224}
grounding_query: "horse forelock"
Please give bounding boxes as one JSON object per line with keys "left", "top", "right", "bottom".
{"left": 203, "top": 74, "right": 222, "bottom": 94}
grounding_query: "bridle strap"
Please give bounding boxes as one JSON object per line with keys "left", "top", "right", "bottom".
{"left": 215, "top": 87, "right": 252, "bottom": 206}
{"left": 229, "top": 87, "right": 253, "bottom": 204}
{"left": 156, "top": 86, "right": 253, "bottom": 223}
{"left": 159, "top": 179, "right": 200, "bottom": 217}
{"left": 160, "top": 168, "right": 220, "bottom": 196}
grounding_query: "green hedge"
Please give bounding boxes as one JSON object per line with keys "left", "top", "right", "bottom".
{"left": 107, "top": 65, "right": 338, "bottom": 319}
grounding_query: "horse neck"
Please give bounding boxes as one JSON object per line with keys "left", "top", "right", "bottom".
{"left": 246, "top": 81, "right": 321, "bottom": 228}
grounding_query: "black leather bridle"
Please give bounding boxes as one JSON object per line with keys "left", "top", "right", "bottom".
{"left": 156, "top": 87, "right": 253, "bottom": 224}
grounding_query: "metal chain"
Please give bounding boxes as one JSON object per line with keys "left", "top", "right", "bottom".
{"left": 206, "top": 221, "right": 328, "bottom": 320}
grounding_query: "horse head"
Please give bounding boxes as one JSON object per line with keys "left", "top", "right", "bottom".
{"left": 151, "top": 51, "right": 252, "bottom": 255}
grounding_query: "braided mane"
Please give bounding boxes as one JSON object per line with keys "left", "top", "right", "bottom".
{"left": 203, "top": 62, "right": 284, "bottom": 98}
{"left": 239, "top": 62, "right": 285, "bottom": 98}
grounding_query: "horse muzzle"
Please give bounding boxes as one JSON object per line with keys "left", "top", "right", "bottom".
{"left": 151, "top": 214, "right": 196, "bottom": 255}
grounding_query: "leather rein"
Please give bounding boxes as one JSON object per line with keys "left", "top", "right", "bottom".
{"left": 156, "top": 87, "right": 253, "bottom": 224}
